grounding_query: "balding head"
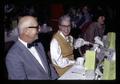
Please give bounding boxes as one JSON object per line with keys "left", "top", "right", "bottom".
{"left": 18, "top": 16, "right": 38, "bottom": 35}
{"left": 58, "top": 15, "right": 71, "bottom": 26}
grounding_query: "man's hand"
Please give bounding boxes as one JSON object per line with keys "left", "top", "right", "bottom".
{"left": 94, "top": 36, "right": 104, "bottom": 46}
{"left": 74, "top": 38, "right": 91, "bottom": 49}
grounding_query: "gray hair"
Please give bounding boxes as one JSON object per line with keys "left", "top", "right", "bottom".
{"left": 17, "top": 18, "right": 27, "bottom": 35}
{"left": 17, "top": 16, "right": 37, "bottom": 35}
{"left": 58, "top": 15, "right": 71, "bottom": 25}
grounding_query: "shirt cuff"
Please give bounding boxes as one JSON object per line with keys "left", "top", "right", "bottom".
{"left": 69, "top": 60, "right": 75, "bottom": 65}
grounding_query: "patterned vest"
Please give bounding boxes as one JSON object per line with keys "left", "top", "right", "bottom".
{"left": 52, "top": 32, "right": 74, "bottom": 76}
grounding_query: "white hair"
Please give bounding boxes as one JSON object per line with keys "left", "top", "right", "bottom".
{"left": 18, "top": 19, "right": 28, "bottom": 35}
{"left": 58, "top": 15, "right": 71, "bottom": 25}
{"left": 17, "top": 16, "right": 37, "bottom": 35}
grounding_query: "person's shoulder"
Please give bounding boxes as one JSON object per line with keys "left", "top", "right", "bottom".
{"left": 87, "top": 22, "right": 97, "bottom": 30}
{"left": 50, "top": 38, "right": 59, "bottom": 48}
{"left": 7, "top": 40, "right": 22, "bottom": 53}
{"left": 6, "top": 43, "right": 20, "bottom": 61}
{"left": 89, "top": 22, "right": 96, "bottom": 26}
{"left": 52, "top": 31, "right": 59, "bottom": 37}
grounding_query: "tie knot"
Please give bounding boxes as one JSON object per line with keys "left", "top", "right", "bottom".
{"left": 27, "top": 42, "right": 38, "bottom": 48}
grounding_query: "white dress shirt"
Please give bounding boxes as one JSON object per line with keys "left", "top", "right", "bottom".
{"left": 50, "top": 31, "right": 75, "bottom": 68}
{"left": 18, "top": 38, "right": 47, "bottom": 72}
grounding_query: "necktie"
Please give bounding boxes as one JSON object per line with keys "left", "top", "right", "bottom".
{"left": 27, "top": 42, "right": 38, "bottom": 48}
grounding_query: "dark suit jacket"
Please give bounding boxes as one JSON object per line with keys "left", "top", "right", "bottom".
{"left": 6, "top": 40, "right": 58, "bottom": 80}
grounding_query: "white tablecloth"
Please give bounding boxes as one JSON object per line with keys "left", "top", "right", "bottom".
{"left": 58, "top": 64, "right": 95, "bottom": 80}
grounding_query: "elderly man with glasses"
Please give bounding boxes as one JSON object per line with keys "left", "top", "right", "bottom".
{"left": 5, "top": 16, "right": 58, "bottom": 80}
{"left": 50, "top": 15, "right": 75, "bottom": 76}
{"left": 50, "top": 15, "right": 91, "bottom": 76}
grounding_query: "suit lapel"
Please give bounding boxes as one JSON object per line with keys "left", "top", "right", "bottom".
{"left": 35, "top": 45, "right": 49, "bottom": 74}
{"left": 17, "top": 41, "right": 47, "bottom": 74}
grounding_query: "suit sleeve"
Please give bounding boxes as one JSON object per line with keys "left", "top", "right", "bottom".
{"left": 6, "top": 51, "right": 27, "bottom": 80}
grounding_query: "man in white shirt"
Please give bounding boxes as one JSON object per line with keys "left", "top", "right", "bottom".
{"left": 50, "top": 15, "right": 76, "bottom": 76}
{"left": 6, "top": 16, "right": 58, "bottom": 80}
{"left": 50, "top": 15, "right": 91, "bottom": 76}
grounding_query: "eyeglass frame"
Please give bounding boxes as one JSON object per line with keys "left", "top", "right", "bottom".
{"left": 59, "top": 24, "right": 71, "bottom": 28}
{"left": 27, "top": 25, "right": 40, "bottom": 31}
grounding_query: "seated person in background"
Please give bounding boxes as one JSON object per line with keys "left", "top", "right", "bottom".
{"left": 83, "top": 10, "right": 106, "bottom": 44}
{"left": 81, "top": 11, "right": 107, "bottom": 65}
{"left": 5, "top": 27, "right": 19, "bottom": 42}
{"left": 6, "top": 16, "right": 58, "bottom": 80}
{"left": 50, "top": 15, "right": 90, "bottom": 76}
{"left": 40, "top": 23, "right": 52, "bottom": 33}
{"left": 79, "top": 11, "right": 106, "bottom": 54}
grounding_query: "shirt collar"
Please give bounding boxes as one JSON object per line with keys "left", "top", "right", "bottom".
{"left": 18, "top": 37, "right": 28, "bottom": 48}
{"left": 58, "top": 31, "right": 69, "bottom": 39}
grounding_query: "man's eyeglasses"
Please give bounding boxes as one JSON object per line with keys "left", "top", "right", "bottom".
{"left": 28, "top": 26, "right": 39, "bottom": 30}
{"left": 60, "top": 24, "right": 71, "bottom": 28}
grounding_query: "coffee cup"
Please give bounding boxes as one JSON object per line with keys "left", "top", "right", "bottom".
{"left": 76, "top": 57, "right": 85, "bottom": 66}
